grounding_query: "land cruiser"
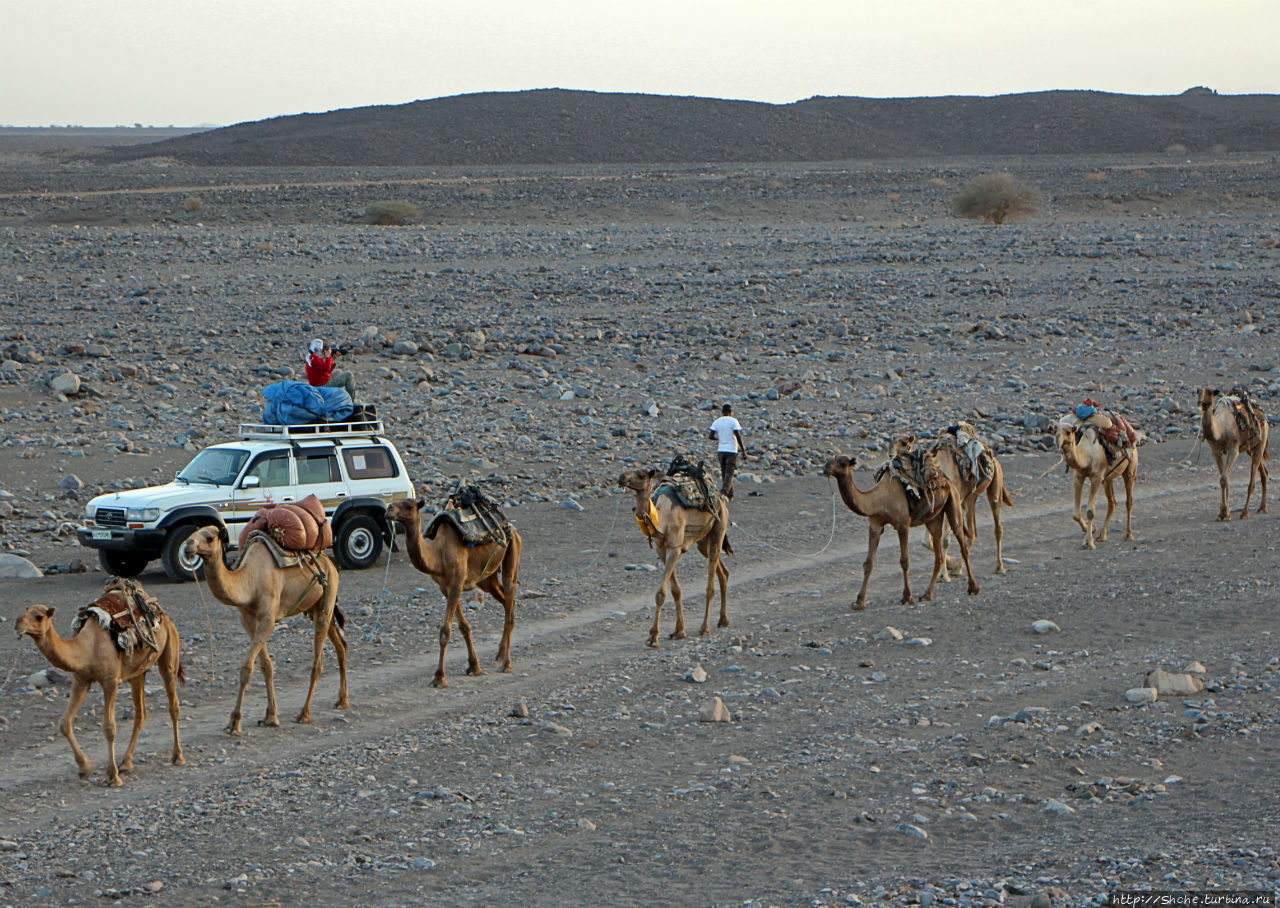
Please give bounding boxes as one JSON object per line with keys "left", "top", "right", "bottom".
{"left": 77, "top": 420, "right": 415, "bottom": 581}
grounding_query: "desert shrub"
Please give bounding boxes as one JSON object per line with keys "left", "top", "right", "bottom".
{"left": 949, "top": 172, "right": 1040, "bottom": 224}
{"left": 363, "top": 200, "right": 421, "bottom": 225}
{"left": 183, "top": 196, "right": 203, "bottom": 213}
{"left": 927, "top": 177, "right": 947, "bottom": 187}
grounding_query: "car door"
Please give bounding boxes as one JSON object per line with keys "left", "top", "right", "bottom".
{"left": 293, "top": 446, "right": 350, "bottom": 520}
{"left": 227, "top": 450, "right": 295, "bottom": 543}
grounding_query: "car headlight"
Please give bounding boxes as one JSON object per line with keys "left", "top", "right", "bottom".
{"left": 126, "top": 507, "right": 161, "bottom": 523}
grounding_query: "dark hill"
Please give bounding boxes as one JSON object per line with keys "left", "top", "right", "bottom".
{"left": 102, "top": 87, "right": 1280, "bottom": 166}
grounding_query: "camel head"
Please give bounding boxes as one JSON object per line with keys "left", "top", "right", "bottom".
{"left": 15, "top": 604, "right": 55, "bottom": 640}
{"left": 386, "top": 498, "right": 426, "bottom": 527}
{"left": 617, "top": 468, "right": 660, "bottom": 494}
{"left": 1198, "top": 387, "right": 1221, "bottom": 412}
{"left": 822, "top": 454, "right": 857, "bottom": 478}
{"left": 889, "top": 434, "right": 916, "bottom": 456}
{"left": 183, "top": 524, "right": 227, "bottom": 562}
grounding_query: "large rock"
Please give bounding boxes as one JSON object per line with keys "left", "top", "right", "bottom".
{"left": 1144, "top": 668, "right": 1204, "bottom": 696}
{"left": 0, "top": 553, "right": 42, "bottom": 578}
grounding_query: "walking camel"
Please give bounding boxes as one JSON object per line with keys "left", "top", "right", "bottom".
{"left": 822, "top": 452, "right": 978, "bottom": 610}
{"left": 618, "top": 467, "right": 730, "bottom": 647}
{"left": 183, "top": 527, "right": 349, "bottom": 735}
{"left": 929, "top": 428, "right": 1013, "bottom": 576}
{"left": 1198, "top": 388, "right": 1269, "bottom": 521}
{"left": 1055, "top": 419, "right": 1138, "bottom": 549}
{"left": 385, "top": 498, "right": 522, "bottom": 688}
{"left": 15, "top": 582, "right": 185, "bottom": 786}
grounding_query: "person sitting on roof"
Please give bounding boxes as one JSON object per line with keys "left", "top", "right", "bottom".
{"left": 303, "top": 338, "right": 356, "bottom": 399}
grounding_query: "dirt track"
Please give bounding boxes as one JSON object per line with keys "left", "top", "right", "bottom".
{"left": 1, "top": 150, "right": 1279, "bottom": 907}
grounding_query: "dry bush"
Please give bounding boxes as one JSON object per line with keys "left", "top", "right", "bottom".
{"left": 949, "top": 172, "right": 1041, "bottom": 224}
{"left": 1084, "top": 170, "right": 1109, "bottom": 182}
{"left": 183, "top": 196, "right": 203, "bottom": 213}
{"left": 363, "top": 200, "right": 421, "bottom": 225}
{"left": 927, "top": 177, "right": 948, "bottom": 187}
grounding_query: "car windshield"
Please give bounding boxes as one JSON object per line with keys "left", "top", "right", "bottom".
{"left": 177, "top": 448, "right": 250, "bottom": 485}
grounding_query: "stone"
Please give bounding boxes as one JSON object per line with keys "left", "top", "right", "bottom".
{"left": 50, "top": 372, "right": 81, "bottom": 394}
{"left": 684, "top": 665, "right": 708, "bottom": 683}
{"left": 699, "top": 696, "right": 732, "bottom": 722}
{"left": 1183, "top": 661, "right": 1207, "bottom": 674}
{"left": 905, "top": 636, "right": 932, "bottom": 647}
{"left": 895, "top": 823, "right": 928, "bottom": 839}
{"left": 1125, "top": 687, "right": 1158, "bottom": 704}
{"left": 1030, "top": 894, "right": 1052, "bottom": 908}
{"left": 0, "top": 553, "right": 42, "bottom": 578}
{"left": 538, "top": 721, "right": 573, "bottom": 739}
{"left": 874, "top": 626, "right": 903, "bottom": 641}
{"left": 1144, "top": 669, "right": 1204, "bottom": 696}
{"left": 1043, "top": 799, "right": 1076, "bottom": 816}
{"left": 1032, "top": 619, "right": 1060, "bottom": 634}
{"left": 59, "top": 474, "right": 84, "bottom": 490}
{"left": 509, "top": 700, "right": 530, "bottom": 718}
{"left": 29, "top": 668, "right": 69, "bottom": 689}
{"left": 561, "top": 498, "right": 585, "bottom": 512}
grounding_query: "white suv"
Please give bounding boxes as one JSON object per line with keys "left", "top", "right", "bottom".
{"left": 77, "top": 420, "right": 415, "bottom": 582}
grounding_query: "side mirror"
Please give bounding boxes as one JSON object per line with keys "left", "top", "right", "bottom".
{"left": 240, "top": 475, "right": 261, "bottom": 489}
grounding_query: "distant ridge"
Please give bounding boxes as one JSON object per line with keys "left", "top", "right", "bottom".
{"left": 101, "top": 88, "right": 1280, "bottom": 166}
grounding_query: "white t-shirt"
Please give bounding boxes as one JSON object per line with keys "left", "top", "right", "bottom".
{"left": 709, "top": 415, "right": 743, "bottom": 453}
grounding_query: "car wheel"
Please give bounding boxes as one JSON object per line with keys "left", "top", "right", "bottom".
{"left": 161, "top": 524, "right": 208, "bottom": 583}
{"left": 98, "top": 549, "right": 151, "bottom": 578}
{"left": 333, "top": 514, "right": 384, "bottom": 570}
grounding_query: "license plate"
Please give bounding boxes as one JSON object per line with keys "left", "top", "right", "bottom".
{"left": 91, "top": 529, "right": 112, "bottom": 540}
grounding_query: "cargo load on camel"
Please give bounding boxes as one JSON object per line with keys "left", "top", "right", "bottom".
{"left": 426, "top": 484, "right": 512, "bottom": 547}
{"left": 238, "top": 494, "right": 333, "bottom": 553}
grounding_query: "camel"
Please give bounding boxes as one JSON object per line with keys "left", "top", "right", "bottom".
{"left": 385, "top": 498, "right": 522, "bottom": 688}
{"left": 1198, "top": 388, "right": 1269, "bottom": 521}
{"left": 15, "top": 585, "right": 185, "bottom": 786}
{"left": 618, "top": 467, "right": 730, "bottom": 647}
{"left": 928, "top": 428, "right": 1013, "bottom": 576}
{"left": 822, "top": 452, "right": 978, "bottom": 610}
{"left": 1055, "top": 419, "right": 1138, "bottom": 549}
{"left": 183, "top": 527, "right": 349, "bottom": 735}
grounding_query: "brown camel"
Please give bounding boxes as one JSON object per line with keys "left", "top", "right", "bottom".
{"left": 1055, "top": 419, "right": 1138, "bottom": 549}
{"left": 1198, "top": 388, "right": 1269, "bottom": 521}
{"left": 928, "top": 428, "right": 1013, "bottom": 576}
{"left": 385, "top": 498, "right": 522, "bottom": 688}
{"left": 15, "top": 585, "right": 185, "bottom": 786}
{"left": 618, "top": 467, "right": 730, "bottom": 647}
{"left": 822, "top": 452, "right": 978, "bottom": 610}
{"left": 183, "top": 527, "right": 349, "bottom": 735}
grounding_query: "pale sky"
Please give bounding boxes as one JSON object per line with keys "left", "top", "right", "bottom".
{"left": 3, "top": 0, "right": 1276, "bottom": 127}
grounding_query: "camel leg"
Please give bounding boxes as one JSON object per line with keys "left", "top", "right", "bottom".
{"left": 988, "top": 484, "right": 1006, "bottom": 575}
{"left": 493, "top": 536, "right": 521, "bottom": 670}
{"left": 948, "top": 498, "right": 980, "bottom": 596}
{"left": 1215, "top": 447, "right": 1236, "bottom": 521}
{"left": 937, "top": 526, "right": 953, "bottom": 583}
{"left": 1240, "top": 451, "right": 1259, "bottom": 519}
{"left": 1257, "top": 456, "right": 1269, "bottom": 515}
{"left": 897, "top": 523, "right": 914, "bottom": 604}
{"left": 433, "top": 604, "right": 455, "bottom": 688}
{"left": 327, "top": 620, "right": 351, "bottom": 709}
{"left": 119, "top": 675, "right": 148, "bottom": 774}
{"left": 295, "top": 614, "right": 330, "bottom": 726}
{"left": 855, "top": 521, "right": 885, "bottom": 610}
{"left": 228, "top": 618, "right": 275, "bottom": 735}
{"left": 257, "top": 642, "right": 280, "bottom": 727}
{"left": 158, "top": 643, "right": 185, "bottom": 766}
{"left": 668, "top": 568, "right": 686, "bottom": 639}
{"left": 101, "top": 677, "right": 123, "bottom": 787}
{"left": 1098, "top": 478, "right": 1117, "bottom": 543}
{"left": 922, "top": 516, "right": 945, "bottom": 602}
{"left": 480, "top": 571, "right": 517, "bottom": 673}
{"left": 60, "top": 679, "right": 95, "bottom": 779}
{"left": 1081, "top": 475, "right": 1101, "bottom": 549}
{"left": 715, "top": 554, "right": 730, "bottom": 628}
{"left": 1122, "top": 467, "right": 1137, "bottom": 540}
{"left": 455, "top": 599, "right": 482, "bottom": 677}
{"left": 699, "top": 552, "right": 719, "bottom": 636}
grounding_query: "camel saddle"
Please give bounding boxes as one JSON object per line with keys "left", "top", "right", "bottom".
{"left": 72, "top": 577, "right": 164, "bottom": 657}
{"left": 426, "top": 484, "right": 511, "bottom": 547}
{"left": 1068, "top": 402, "right": 1138, "bottom": 462}
{"left": 654, "top": 454, "right": 721, "bottom": 513}
{"left": 875, "top": 450, "right": 949, "bottom": 519}
{"left": 936, "top": 422, "right": 992, "bottom": 484}
{"left": 1227, "top": 388, "right": 1265, "bottom": 444}
{"left": 238, "top": 494, "right": 333, "bottom": 553}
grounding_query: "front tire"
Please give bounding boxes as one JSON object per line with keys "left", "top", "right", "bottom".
{"left": 333, "top": 514, "right": 384, "bottom": 570}
{"left": 98, "top": 549, "right": 151, "bottom": 578}
{"left": 161, "top": 524, "right": 208, "bottom": 582}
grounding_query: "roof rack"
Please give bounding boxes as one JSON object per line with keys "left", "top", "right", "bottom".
{"left": 239, "top": 420, "right": 385, "bottom": 440}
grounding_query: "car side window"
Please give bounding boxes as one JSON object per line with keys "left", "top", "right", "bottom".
{"left": 298, "top": 451, "right": 340, "bottom": 484}
{"left": 342, "top": 445, "right": 397, "bottom": 480}
{"left": 246, "top": 452, "right": 291, "bottom": 487}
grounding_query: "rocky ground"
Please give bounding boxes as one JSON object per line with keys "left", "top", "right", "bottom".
{"left": 0, "top": 149, "right": 1278, "bottom": 907}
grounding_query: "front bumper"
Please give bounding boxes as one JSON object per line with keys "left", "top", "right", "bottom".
{"left": 76, "top": 526, "right": 166, "bottom": 555}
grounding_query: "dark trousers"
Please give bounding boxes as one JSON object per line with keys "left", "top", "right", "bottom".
{"left": 717, "top": 452, "right": 738, "bottom": 498}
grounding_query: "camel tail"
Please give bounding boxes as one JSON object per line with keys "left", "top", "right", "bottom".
{"left": 333, "top": 604, "right": 347, "bottom": 631}
{"left": 1001, "top": 483, "right": 1014, "bottom": 507}
{"left": 177, "top": 660, "right": 187, "bottom": 686}
{"left": 722, "top": 536, "right": 733, "bottom": 556}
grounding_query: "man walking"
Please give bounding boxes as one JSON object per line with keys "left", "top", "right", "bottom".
{"left": 708, "top": 403, "right": 747, "bottom": 499}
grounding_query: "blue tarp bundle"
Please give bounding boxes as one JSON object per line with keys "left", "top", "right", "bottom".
{"left": 262, "top": 381, "right": 354, "bottom": 425}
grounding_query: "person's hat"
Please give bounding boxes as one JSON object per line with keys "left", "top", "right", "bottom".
{"left": 308, "top": 339, "right": 324, "bottom": 354}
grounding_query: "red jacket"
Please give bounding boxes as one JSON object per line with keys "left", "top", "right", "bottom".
{"left": 304, "top": 353, "right": 334, "bottom": 386}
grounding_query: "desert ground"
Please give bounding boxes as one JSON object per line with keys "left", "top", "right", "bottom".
{"left": 0, "top": 145, "right": 1278, "bottom": 907}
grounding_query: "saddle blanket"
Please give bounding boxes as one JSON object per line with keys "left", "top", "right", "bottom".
{"left": 73, "top": 577, "right": 165, "bottom": 657}
{"left": 426, "top": 485, "right": 511, "bottom": 547}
